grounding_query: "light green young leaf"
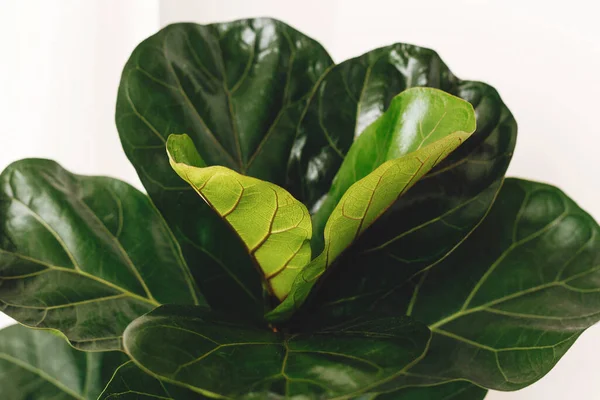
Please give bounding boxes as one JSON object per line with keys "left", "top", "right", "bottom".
{"left": 267, "top": 90, "right": 476, "bottom": 322}
{"left": 167, "top": 134, "right": 312, "bottom": 301}
{"left": 312, "top": 87, "right": 477, "bottom": 251}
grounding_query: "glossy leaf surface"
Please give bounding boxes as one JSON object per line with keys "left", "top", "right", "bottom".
{"left": 290, "top": 43, "right": 515, "bottom": 213}
{"left": 318, "top": 179, "right": 599, "bottom": 391}
{"left": 123, "top": 305, "right": 430, "bottom": 399}
{"left": 167, "top": 134, "right": 312, "bottom": 300}
{"left": 0, "top": 160, "right": 203, "bottom": 350}
{"left": 99, "top": 361, "right": 202, "bottom": 400}
{"left": 409, "top": 179, "right": 600, "bottom": 390}
{"left": 311, "top": 87, "right": 476, "bottom": 251}
{"left": 0, "top": 324, "right": 127, "bottom": 400}
{"left": 269, "top": 111, "right": 474, "bottom": 322}
{"left": 116, "top": 18, "right": 333, "bottom": 318}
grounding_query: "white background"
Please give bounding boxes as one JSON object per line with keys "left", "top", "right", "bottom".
{"left": 0, "top": 1, "right": 599, "bottom": 398}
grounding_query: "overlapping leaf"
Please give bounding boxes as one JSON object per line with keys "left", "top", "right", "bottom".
{"left": 0, "top": 14, "right": 591, "bottom": 400}
{"left": 0, "top": 160, "right": 203, "bottom": 350}
{"left": 268, "top": 89, "right": 475, "bottom": 323}
{"left": 310, "top": 179, "right": 600, "bottom": 391}
{"left": 167, "top": 134, "right": 312, "bottom": 300}
{"left": 311, "top": 87, "right": 476, "bottom": 251}
{"left": 290, "top": 43, "right": 516, "bottom": 213}
{"left": 0, "top": 324, "right": 127, "bottom": 399}
{"left": 288, "top": 45, "right": 517, "bottom": 321}
{"left": 123, "top": 305, "right": 430, "bottom": 399}
{"left": 116, "top": 18, "right": 333, "bottom": 318}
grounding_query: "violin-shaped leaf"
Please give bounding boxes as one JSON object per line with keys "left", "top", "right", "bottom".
{"left": 0, "top": 160, "right": 204, "bottom": 351}
{"left": 122, "top": 305, "right": 430, "bottom": 399}
{"left": 167, "top": 134, "right": 312, "bottom": 301}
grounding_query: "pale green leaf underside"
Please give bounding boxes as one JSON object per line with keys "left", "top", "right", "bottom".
{"left": 268, "top": 130, "right": 472, "bottom": 322}
{"left": 167, "top": 134, "right": 312, "bottom": 300}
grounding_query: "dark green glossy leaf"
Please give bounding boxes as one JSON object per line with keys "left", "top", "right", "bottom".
{"left": 167, "top": 134, "right": 312, "bottom": 301}
{"left": 321, "top": 178, "right": 599, "bottom": 391}
{"left": 116, "top": 18, "right": 333, "bottom": 318}
{"left": 0, "top": 324, "right": 127, "bottom": 400}
{"left": 0, "top": 160, "right": 204, "bottom": 350}
{"left": 99, "top": 361, "right": 202, "bottom": 399}
{"left": 299, "top": 179, "right": 502, "bottom": 323}
{"left": 289, "top": 45, "right": 516, "bottom": 319}
{"left": 123, "top": 305, "right": 430, "bottom": 399}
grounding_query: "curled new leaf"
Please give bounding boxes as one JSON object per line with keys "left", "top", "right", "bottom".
{"left": 167, "top": 134, "right": 312, "bottom": 300}
{"left": 291, "top": 45, "right": 517, "bottom": 314}
{"left": 268, "top": 89, "right": 476, "bottom": 322}
{"left": 312, "top": 87, "right": 476, "bottom": 251}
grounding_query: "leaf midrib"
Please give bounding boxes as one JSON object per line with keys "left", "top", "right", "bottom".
{"left": 428, "top": 263, "right": 600, "bottom": 331}
{"left": 0, "top": 249, "right": 158, "bottom": 308}
{"left": 4, "top": 197, "right": 160, "bottom": 307}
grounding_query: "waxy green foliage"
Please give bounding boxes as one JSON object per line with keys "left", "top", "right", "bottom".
{"left": 0, "top": 17, "right": 598, "bottom": 400}
{"left": 0, "top": 160, "right": 204, "bottom": 351}
{"left": 123, "top": 306, "right": 431, "bottom": 399}
{"left": 165, "top": 88, "right": 476, "bottom": 311}
{"left": 267, "top": 88, "right": 476, "bottom": 321}
{"left": 115, "top": 18, "right": 333, "bottom": 320}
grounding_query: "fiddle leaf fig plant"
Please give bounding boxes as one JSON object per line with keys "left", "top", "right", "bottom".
{"left": 0, "top": 17, "right": 598, "bottom": 400}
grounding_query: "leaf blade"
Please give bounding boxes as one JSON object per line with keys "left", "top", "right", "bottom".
{"left": 116, "top": 18, "right": 333, "bottom": 317}
{"left": 0, "top": 325, "right": 127, "bottom": 400}
{"left": 288, "top": 45, "right": 517, "bottom": 322}
{"left": 123, "top": 305, "right": 431, "bottom": 399}
{"left": 268, "top": 89, "right": 476, "bottom": 322}
{"left": 167, "top": 134, "right": 312, "bottom": 300}
{"left": 330, "top": 178, "right": 600, "bottom": 391}
{"left": 0, "top": 160, "right": 204, "bottom": 350}
{"left": 312, "top": 87, "right": 476, "bottom": 252}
